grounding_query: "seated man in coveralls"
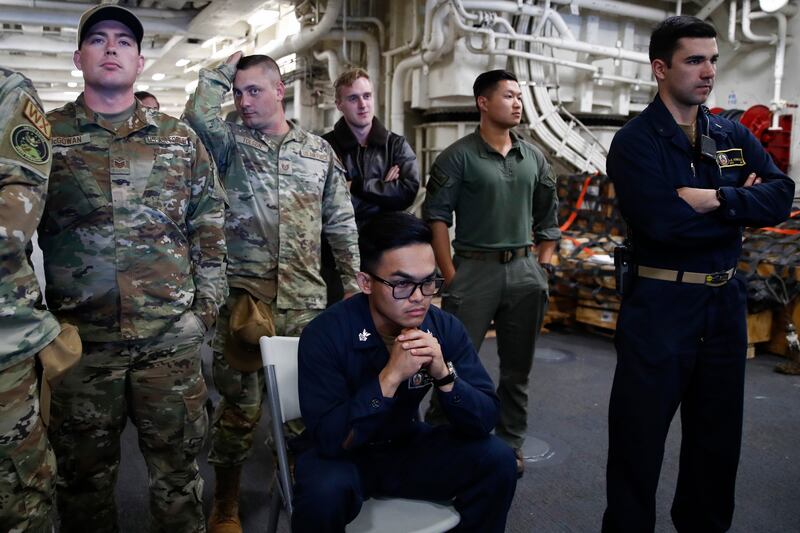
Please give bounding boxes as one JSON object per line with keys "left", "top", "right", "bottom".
{"left": 292, "top": 212, "right": 518, "bottom": 533}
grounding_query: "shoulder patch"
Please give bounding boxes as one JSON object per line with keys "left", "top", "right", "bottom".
{"left": 52, "top": 134, "right": 91, "bottom": 147}
{"left": 716, "top": 148, "right": 745, "bottom": 168}
{"left": 426, "top": 168, "right": 451, "bottom": 196}
{"left": 10, "top": 124, "right": 50, "bottom": 165}
{"left": 22, "top": 94, "right": 51, "bottom": 139}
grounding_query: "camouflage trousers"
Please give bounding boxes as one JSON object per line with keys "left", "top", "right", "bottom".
{"left": 208, "top": 288, "right": 319, "bottom": 467}
{"left": 0, "top": 357, "right": 56, "bottom": 533}
{"left": 49, "top": 311, "right": 209, "bottom": 533}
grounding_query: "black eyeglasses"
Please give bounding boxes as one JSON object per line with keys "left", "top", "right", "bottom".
{"left": 369, "top": 273, "right": 444, "bottom": 300}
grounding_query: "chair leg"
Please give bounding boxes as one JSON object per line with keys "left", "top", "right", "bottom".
{"left": 266, "top": 484, "right": 281, "bottom": 533}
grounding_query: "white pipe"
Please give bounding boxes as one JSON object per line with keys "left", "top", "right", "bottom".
{"left": 314, "top": 50, "right": 342, "bottom": 85}
{"left": 325, "top": 29, "right": 381, "bottom": 110}
{"left": 383, "top": 2, "right": 423, "bottom": 123}
{"left": 340, "top": 16, "right": 385, "bottom": 46}
{"left": 260, "top": 0, "right": 342, "bottom": 60}
{"left": 390, "top": 3, "right": 455, "bottom": 133}
{"left": 728, "top": 0, "right": 740, "bottom": 47}
{"left": 741, "top": 0, "right": 776, "bottom": 42}
{"left": 460, "top": 0, "right": 670, "bottom": 24}
{"left": 749, "top": 11, "right": 787, "bottom": 127}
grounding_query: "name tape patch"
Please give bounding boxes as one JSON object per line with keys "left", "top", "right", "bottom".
{"left": 235, "top": 134, "right": 270, "bottom": 153}
{"left": 52, "top": 134, "right": 91, "bottom": 147}
{"left": 144, "top": 135, "right": 189, "bottom": 146}
{"left": 716, "top": 148, "right": 746, "bottom": 168}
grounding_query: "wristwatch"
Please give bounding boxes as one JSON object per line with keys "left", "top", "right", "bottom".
{"left": 433, "top": 361, "right": 457, "bottom": 387}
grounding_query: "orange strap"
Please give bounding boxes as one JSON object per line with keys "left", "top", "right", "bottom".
{"left": 759, "top": 210, "right": 800, "bottom": 235}
{"left": 559, "top": 174, "right": 597, "bottom": 232}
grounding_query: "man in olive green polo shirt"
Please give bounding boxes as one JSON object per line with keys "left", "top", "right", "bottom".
{"left": 422, "top": 69, "right": 560, "bottom": 476}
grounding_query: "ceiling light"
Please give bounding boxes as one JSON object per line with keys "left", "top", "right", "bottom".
{"left": 175, "top": 58, "right": 191, "bottom": 67}
{"left": 71, "top": 69, "right": 82, "bottom": 77}
{"left": 67, "top": 82, "right": 78, "bottom": 88}
{"left": 151, "top": 73, "right": 165, "bottom": 81}
{"left": 759, "top": 0, "right": 788, "bottom": 13}
{"left": 63, "top": 91, "right": 80, "bottom": 99}
{"left": 137, "top": 84, "right": 150, "bottom": 91}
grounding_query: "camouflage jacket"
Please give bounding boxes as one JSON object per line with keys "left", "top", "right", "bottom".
{"left": 0, "top": 68, "right": 60, "bottom": 370}
{"left": 184, "top": 63, "right": 359, "bottom": 310}
{"left": 39, "top": 95, "right": 227, "bottom": 342}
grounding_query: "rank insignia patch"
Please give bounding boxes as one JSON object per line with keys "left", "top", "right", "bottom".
{"left": 10, "top": 124, "right": 50, "bottom": 165}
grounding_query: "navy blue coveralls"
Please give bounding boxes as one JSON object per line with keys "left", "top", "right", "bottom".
{"left": 292, "top": 293, "right": 517, "bottom": 533}
{"left": 603, "top": 94, "right": 795, "bottom": 533}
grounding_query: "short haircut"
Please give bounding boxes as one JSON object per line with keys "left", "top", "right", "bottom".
{"left": 649, "top": 16, "right": 717, "bottom": 66}
{"left": 334, "top": 68, "right": 370, "bottom": 100}
{"left": 135, "top": 91, "right": 158, "bottom": 106}
{"left": 236, "top": 54, "right": 282, "bottom": 80}
{"left": 358, "top": 212, "right": 433, "bottom": 273}
{"left": 472, "top": 69, "right": 518, "bottom": 110}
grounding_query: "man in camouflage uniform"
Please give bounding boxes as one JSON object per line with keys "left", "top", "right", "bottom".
{"left": 184, "top": 51, "right": 359, "bottom": 532}
{"left": 38, "top": 6, "right": 227, "bottom": 532}
{"left": 0, "top": 67, "right": 59, "bottom": 533}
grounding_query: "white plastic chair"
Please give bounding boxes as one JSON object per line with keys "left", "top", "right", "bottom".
{"left": 260, "top": 336, "right": 461, "bottom": 533}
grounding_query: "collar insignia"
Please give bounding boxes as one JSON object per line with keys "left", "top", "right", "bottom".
{"left": 358, "top": 329, "right": 371, "bottom": 342}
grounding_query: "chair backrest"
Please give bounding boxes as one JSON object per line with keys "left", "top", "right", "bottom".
{"left": 259, "top": 336, "right": 302, "bottom": 422}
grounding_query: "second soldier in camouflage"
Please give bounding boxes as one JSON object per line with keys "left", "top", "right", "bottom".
{"left": 184, "top": 51, "right": 359, "bottom": 532}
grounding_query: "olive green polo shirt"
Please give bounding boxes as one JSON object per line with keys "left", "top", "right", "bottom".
{"left": 422, "top": 127, "right": 560, "bottom": 251}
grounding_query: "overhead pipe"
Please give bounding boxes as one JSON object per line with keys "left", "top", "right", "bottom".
{"left": 325, "top": 29, "right": 381, "bottom": 110}
{"left": 390, "top": 1, "right": 456, "bottom": 133}
{"left": 729, "top": 0, "right": 740, "bottom": 47}
{"left": 314, "top": 49, "right": 342, "bottom": 87}
{"left": 383, "top": 0, "right": 424, "bottom": 122}
{"left": 259, "top": 0, "right": 342, "bottom": 60}
{"left": 741, "top": 0, "right": 776, "bottom": 42}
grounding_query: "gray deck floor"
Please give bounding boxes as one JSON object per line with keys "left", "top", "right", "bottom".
{"left": 107, "top": 329, "right": 800, "bottom": 532}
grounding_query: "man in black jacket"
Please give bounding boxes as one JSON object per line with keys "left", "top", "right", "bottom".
{"left": 321, "top": 68, "right": 420, "bottom": 303}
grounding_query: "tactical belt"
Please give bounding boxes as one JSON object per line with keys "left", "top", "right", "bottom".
{"left": 637, "top": 265, "right": 736, "bottom": 287}
{"left": 455, "top": 246, "right": 531, "bottom": 264}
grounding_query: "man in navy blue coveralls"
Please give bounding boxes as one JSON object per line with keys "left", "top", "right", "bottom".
{"left": 602, "top": 16, "right": 795, "bottom": 533}
{"left": 292, "top": 212, "right": 517, "bottom": 532}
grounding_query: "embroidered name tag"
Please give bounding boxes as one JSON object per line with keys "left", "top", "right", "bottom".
{"left": 235, "top": 134, "right": 270, "bottom": 153}
{"left": 716, "top": 148, "right": 746, "bottom": 168}
{"left": 300, "top": 148, "right": 328, "bottom": 162}
{"left": 52, "top": 134, "right": 91, "bottom": 147}
{"left": 22, "top": 95, "right": 51, "bottom": 139}
{"left": 144, "top": 135, "right": 189, "bottom": 146}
